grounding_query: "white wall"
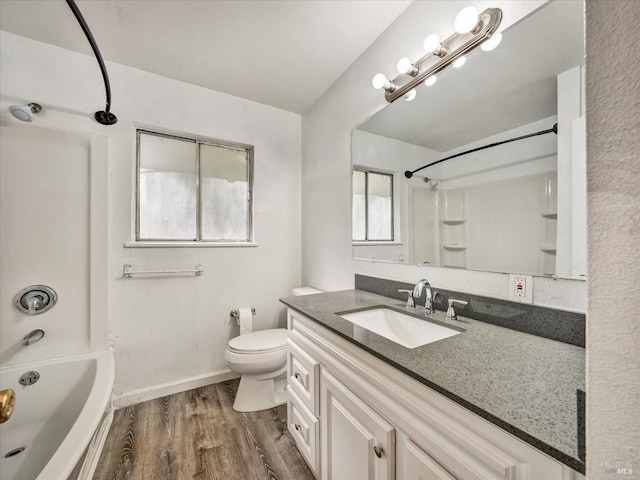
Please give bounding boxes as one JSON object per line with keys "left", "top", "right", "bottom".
{"left": 586, "top": 1, "right": 640, "bottom": 478}
{"left": 0, "top": 31, "right": 302, "bottom": 401}
{"left": 301, "top": 0, "right": 587, "bottom": 312}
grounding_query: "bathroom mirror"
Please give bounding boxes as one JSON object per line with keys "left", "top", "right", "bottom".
{"left": 352, "top": 0, "right": 586, "bottom": 278}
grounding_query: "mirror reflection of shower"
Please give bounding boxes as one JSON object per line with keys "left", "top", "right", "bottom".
{"left": 9, "top": 102, "right": 42, "bottom": 122}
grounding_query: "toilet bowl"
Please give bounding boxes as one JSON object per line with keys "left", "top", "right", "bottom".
{"left": 225, "top": 328, "right": 289, "bottom": 412}
{"left": 225, "top": 287, "right": 322, "bottom": 412}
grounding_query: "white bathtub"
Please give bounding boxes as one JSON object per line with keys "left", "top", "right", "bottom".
{"left": 0, "top": 350, "right": 114, "bottom": 480}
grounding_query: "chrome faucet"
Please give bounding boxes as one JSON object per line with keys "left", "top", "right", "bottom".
{"left": 413, "top": 279, "right": 436, "bottom": 314}
{"left": 22, "top": 329, "right": 45, "bottom": 346}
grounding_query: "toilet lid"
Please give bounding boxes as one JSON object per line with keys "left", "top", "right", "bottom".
{"left": 228, "top": 328, "right": 288, "bottom": 353}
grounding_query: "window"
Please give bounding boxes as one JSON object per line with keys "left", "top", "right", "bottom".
{"left": 136, "top": 130, "right": 253, "bottom": 242}
{"left": 352, "top": 169, "right": 393, "bottom": 241}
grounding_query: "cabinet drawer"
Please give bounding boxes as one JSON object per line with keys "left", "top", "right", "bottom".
{"left": 405, "top": 439, "right": 457, "bottom": 480}
{"left": 288, "top": 390, "right": 319, "bottom": 476}
{"left": 288, "top": 338, "right": 320, "bottom": 415}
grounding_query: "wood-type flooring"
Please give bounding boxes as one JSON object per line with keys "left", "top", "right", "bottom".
{"left": 93, "top": 379, "right": 315, "bottom": 480}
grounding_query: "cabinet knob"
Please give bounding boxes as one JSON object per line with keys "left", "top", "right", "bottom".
{"left": 373, "top": 445, "right": 384, "bottom": 458}
{"left": 294, "top": 423, "right": 301, "bottom": 431}
{"left": 294, "top": 372, "right": 301, "bottom": 380}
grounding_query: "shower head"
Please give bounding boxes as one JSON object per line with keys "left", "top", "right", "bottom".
{"left": 425, "top": 177, "right": 439, "bottom": 189}
{"left": 9, "top": 103, "right": 42, "bottom": 122}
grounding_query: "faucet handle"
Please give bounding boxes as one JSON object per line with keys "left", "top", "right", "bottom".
{"left": 446, "top": 299, "right": 468, "bottom": 320}
{"left": 398, "top": 289, "right": 415, "bottom": 308}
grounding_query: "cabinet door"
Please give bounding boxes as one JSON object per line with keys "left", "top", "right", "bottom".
{"left": 288, "top": 389, "right": 320, "bottom": 476}
{"left": 405, "top": 440, "right": 457, "bottom": 480}
{"left": 321, "top": 370, "right": 395, "bottom": 480}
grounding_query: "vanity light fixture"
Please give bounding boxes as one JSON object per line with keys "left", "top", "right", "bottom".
{"left": 373, "top": 6, "right": 502, "bottom": 103}
{"left": 404, "top": 89, "right": 417, "bottom": 101}
{"left": 454, "top": 6, "right": 481, "bottom": 34}
{"left": 452, "top": 56, "right": 467, "bottom": 68}
{"left": 423, "top": 34, "right": 446, "bottom": 57}
{"left": 372, "top": 73, "right": 397, "bottom": 92}
{"left": 397, "top": 58, "right": 419, "bottom": 76}
{"left": 481, "top": 32, "right": 502, "bottom": 51}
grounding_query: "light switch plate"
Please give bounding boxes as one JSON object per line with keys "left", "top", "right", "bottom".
{"left": 509, "top": 274, "right": 533, "bottom": 304}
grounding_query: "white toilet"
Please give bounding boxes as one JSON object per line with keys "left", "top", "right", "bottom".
{"left": 225, "top": 287, "right": 322, "bottom": 412}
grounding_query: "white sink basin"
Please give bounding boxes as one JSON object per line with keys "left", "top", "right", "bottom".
{"left": 338, "top": 307, "right": 462, "bottom": 349}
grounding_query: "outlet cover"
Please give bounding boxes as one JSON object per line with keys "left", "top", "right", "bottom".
{"left": 509, "top": 274, "right": 533, "bottom": 304}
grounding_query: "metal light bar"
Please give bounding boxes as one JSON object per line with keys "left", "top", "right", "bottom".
{"left": 385, "top": 8, "right": 502, "bottom": 103}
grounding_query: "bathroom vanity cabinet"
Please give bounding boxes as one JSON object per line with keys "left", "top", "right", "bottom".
{"left": 286, "top": 308, "right": 584, "bottom": 480}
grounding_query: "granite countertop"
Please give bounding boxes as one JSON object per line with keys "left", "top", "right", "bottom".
{"left": 280, "top": 289, "right": 585, "bottom": 473}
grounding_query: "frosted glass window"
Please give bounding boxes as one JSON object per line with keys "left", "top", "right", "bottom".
{"left": 201, "top": 144, "right": 249, "bottom": 241}
{"left": 138, "top": 133, "right": 197, "bottom": 240}
{"left": 352, "top": 169, "right": 393, "bottom": 241}
{"left": 137, "top": 130, "right": 253, "bottom": 243}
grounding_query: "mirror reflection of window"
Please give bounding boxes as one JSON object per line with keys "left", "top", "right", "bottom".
{"left": 352, "top": 169, "right": 393, "bottom": 242}
{"left": 352, "top": 170, "right": 366, "bottom": 240}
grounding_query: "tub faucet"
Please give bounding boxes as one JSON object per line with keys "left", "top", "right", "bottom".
{"left": 27, "top": 295, "right": 42, "bottom": 314}
{"left": 413, "top": 279, "right": 436, "bottom": 314}
{"left": 22, "top": 329, "right": 45, "bottom": 346}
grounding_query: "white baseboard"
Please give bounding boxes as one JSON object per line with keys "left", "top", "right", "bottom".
{"left": 113, "top": 369, "right": 240, "bottom": 408}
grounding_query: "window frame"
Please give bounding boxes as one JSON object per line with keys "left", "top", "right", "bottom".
{"left": 135, "top": 129, "right": 254, "bottom": 243}
{"left": 352, "top": 167, "right": 395, "bottom": 242}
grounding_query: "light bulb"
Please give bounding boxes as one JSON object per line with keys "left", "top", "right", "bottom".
{"left": 424, "top": 75, "right": 437, "bottom": 86}
{"left": 423, "top": 34, "right": 441, "bottom": 54}
{"left": 404, "top": 89, "right": 417, "bottom": 101}
{"left": 454, "top": 6, "right": 479, "bottom": 34}
{"left": 481, "top": 32, "right": 502, "bottom": 51}
{"left": 372, "top": 73, "right": 390, "bottom": 90}
{"left": 396, "top": 58, "right": 418, "bottom": 76}
{"left": 452, "top": 56, "right": 467, "bottom": 68}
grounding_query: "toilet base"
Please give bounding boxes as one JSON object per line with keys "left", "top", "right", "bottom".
{"left": 232, "top": 368, "right": 287, "bottom": 412}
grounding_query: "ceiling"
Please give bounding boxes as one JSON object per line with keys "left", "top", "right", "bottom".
{"left": 358, "top": 0, "right": 585, "bottom": 152}
{"left": 0, "top": 0, "right": 411, "bottom": 113}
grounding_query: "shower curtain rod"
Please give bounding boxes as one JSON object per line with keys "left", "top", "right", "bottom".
{"left": 66, "top": 0, "right": 118, "bottom": 125}
{"left": 404, "top": 123, "right": 558, "bottom": 179}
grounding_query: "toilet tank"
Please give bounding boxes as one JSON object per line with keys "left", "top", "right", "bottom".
{"left": 291, "top": 287, "right": 323, "bottom": 296}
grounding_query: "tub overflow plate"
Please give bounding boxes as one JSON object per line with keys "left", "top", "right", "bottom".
{"left": 19, "top": 371, "right": 40, "bottom": 386}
